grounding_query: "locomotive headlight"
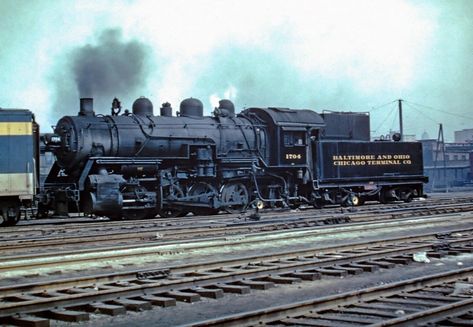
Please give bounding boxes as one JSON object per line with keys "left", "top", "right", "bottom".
{"left": 44, "top": 133, "right": 61, "bottom": 145}
{"left": 50, "top": 135, "right": 61, "bottom": 144}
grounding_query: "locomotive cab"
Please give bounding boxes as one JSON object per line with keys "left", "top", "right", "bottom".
{"left": 240, "top": 107, "right": 325, "bottom": 208}
{"left": 241, "top": 107, "right": 325, "bottom": 167}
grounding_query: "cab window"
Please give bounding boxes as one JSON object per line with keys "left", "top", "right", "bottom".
{"left": 283, "top": 131, "right": 305, "bottom": 146}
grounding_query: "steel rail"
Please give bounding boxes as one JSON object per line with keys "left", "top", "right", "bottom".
{"left": 0, "top": 230, "right": 472, "bottom": 320}
{"left": 2, "top": 202, "right": 473, "bottom": 255}
{"left": 189, "top": 267, "right": 473, "bottom": 326}
{"left": 1, "top": 195, "right": 471, "bottom": 237}
{"left": 1, "top": 212, "right": 472, "bottom": 275}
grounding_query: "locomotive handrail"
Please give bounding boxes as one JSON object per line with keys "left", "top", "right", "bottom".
{"left": 91, "top": 157, "right": 163, "bottom": 165}
{"left": 251, "top": 164, "right": 288, "bottom": 203}
{"left": 79, "top": 120, "right": 258, "bottom": 128}
{"left": 250, "top": 172, "right": 284, "bottom": 203}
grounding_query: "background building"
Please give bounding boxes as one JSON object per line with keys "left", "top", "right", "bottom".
{"left": 421, "top": 135, "right": 473, "bottom": 191}
{"left": 454, "top": 128, "right": 473, "bottom": 143}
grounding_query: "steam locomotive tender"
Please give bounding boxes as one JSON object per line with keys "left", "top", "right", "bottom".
{"left": 41, "top": 97, "right": 427, "bottom": 219}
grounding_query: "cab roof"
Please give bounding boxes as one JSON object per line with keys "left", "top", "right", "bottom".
{"left": 241, "top": 107, "right": 325, "bottom": 128}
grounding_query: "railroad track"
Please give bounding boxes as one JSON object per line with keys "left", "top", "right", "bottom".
{"left": 1, "top": 228, "right": 473, "bottom": 326}
{"left": 193, "top": 267, "right": 473, "bottom": 326}
{"left": 2, "top": 212, "right": 473, "bottom": 278}
{"left": 2, "top": 201, "right": 473, "bottom": 256}
{"left": 2, "top": 195, "right": 472, "bottom": 241}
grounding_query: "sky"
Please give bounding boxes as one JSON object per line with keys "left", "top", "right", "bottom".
{"left": 0, "top": 0, "right": 472, "bottom": 141}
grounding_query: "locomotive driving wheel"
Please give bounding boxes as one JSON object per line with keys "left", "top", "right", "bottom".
{"left": 220, "top": 182, "right": 249, "bottom": 214}
{"left": 188, "top": 182, "right": 219, "bottom": 215}
{"left": 159, "top": 184, "right": 188, "bottom": 218}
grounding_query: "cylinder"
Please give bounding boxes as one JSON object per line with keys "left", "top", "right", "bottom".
{"left": 79, "top": 98, "right": 94, "bottom": 116}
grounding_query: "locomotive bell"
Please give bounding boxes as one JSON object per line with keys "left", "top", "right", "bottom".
{"left": 132, "top": 96, "right": 154, "bottom": 116}
{"left": 216, "top": 99, "right": 235, "bottom": 118}
{"left": 179, "top": 98, "right": 203, "bottom": 118}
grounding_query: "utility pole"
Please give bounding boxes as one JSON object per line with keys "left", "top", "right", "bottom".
{"left": 398, "top": 99, "right": 403, "bottom": 141}
{"left": 432, "top": 124, "right": 447, "bottom": 192}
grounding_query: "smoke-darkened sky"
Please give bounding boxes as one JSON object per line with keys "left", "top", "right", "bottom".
{"left": 0, "top": 0, "right": 472, "bottom": 140}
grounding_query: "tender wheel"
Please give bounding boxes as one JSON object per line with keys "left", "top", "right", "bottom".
{"left": 401, "top": 188, "right": 414, "bottom": 203}
{"left": 220, "top": 182, "right": 249, "bottom": 214}
{"left": 379, "top": 189, "right": 392, "bottom": 204}
{"left": 311, "top": 192, "right": 323, "bottom": 209}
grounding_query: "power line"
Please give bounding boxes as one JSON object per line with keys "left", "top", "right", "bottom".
{"left": 368, "top": 99, "right": 397, "bottom": 113}
{"left": 389, "top": 104, "right": 399, "bottom": 131}
{"left": 404, "top": 100, "right": 473, "bottom": 121}
{"left": 403, "top": 102, "right": 439, "bottom": 125}
{"left": 372, "top": 102, "right": 396, "bottom": 133}
{"left": 402, "top": 102, "right": 422, "bottom": 133}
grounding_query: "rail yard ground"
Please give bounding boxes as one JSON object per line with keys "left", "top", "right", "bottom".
{"left": 1, "top": 192, "right": 473, "bottom": 326}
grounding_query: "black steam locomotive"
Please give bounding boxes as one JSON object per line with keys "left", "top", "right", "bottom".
{"left": 36, "top": 96, "right": 427, "bottom": 221}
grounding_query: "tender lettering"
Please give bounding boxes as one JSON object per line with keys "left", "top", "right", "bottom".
{"left": 332, "top": 154, "right": 412, "bottom": 166}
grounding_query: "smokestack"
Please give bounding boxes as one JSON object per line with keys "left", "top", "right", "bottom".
{"left": 79, "top": 98, "right": 94, "bottom": 116}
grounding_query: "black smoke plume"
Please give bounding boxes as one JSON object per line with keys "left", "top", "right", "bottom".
{"left": 52, "top": 28, "right": 151, "bottom": 116}
{"left": 72, "top": 28, "right": 149, "bottom": 97}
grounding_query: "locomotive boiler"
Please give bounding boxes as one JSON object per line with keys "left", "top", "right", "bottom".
{"left": 39, "top": 96, "right": 427, "bottom": 221}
